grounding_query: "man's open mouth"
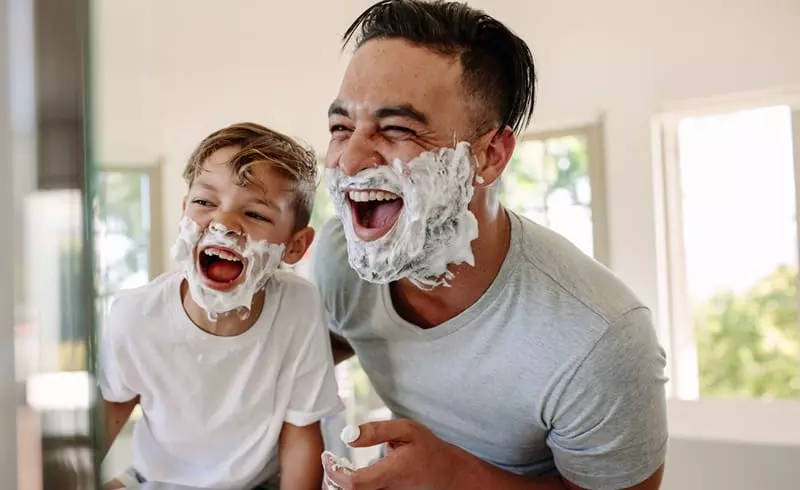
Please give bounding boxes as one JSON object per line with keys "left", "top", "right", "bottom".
{"left": 347, "top": 189, "right": 404, "bottom": 241}
{"left": 197, "top": 246, "right": 246, "bottom": 290}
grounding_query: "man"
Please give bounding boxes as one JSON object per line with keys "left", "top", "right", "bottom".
{"left": 312, "top": 1, "right": 667, "bottom": 489}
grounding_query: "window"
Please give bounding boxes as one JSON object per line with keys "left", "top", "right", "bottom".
{"left": 95, "top": 166, "right": 163, "bottom": 321}
{"left": 94, "top": 165, "right": 162, "bottom": 478}
{"left": 502, "top": 122, "right": 609, "bottom": 265}
{"left": 658, "top": 100, "right": 800, "bottom": 401}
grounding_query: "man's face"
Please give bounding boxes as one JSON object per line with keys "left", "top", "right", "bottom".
{"left": 326, "top": 38, "right": 480, "bottom": 242}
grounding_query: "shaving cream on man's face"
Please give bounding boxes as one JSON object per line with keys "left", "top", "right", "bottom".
{"left": 326, "top": 141, "right": 479, "bottom": 289}
{"left": 170, "top": 216, "right": 285, "bottom": 322}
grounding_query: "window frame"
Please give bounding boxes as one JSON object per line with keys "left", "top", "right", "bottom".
{"left": 653, "top": 88, "right": 800, "bottom": 446}
{"left": 515, "top": 117, "right": 610, "bottom": 267}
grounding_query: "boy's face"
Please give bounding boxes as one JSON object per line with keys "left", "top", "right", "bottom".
{"left": 183, "top": 146, "right": 313, "bottom": 287}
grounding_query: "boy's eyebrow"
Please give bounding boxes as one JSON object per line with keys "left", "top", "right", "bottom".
{"left": 250, "top": 196, "right": 280, "bottom": 211}
{"left": 194, "top": 179, "right": 281, "bottom": 211}
{"left": 196, "top": 182, "right": 217, "bottom": 192}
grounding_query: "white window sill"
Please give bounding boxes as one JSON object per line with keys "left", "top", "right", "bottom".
{"left": 668, "top": 398, "right": 800, "bottom": 447}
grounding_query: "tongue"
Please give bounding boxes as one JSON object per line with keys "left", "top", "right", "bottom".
{"left": 206, "top": 260, "right": 243, "bottom": 283}
{"left": 366, "top": 200, "right": 403, "bottom": 229}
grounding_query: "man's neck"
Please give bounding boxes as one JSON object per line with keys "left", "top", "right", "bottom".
{"left": 180, "top": 280, "right": 265, "bottom": 337}
{"left": 391, "top": 207, "right": 511, "bottom": 329}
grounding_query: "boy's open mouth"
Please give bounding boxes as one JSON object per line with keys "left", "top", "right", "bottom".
{"left": 197, "top": 246, "right": 246, "bottom": 291}
{"left": 347, "top": 189, "right": 404, "bottom": 241}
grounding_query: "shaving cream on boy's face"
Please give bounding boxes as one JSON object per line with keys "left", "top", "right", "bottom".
{"left": 170, "top": 216, "right": 285, "bottom": 322}
{"left": 326, "top": 141, "right": 479, "bottom": 289}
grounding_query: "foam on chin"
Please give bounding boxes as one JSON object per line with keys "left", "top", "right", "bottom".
{"left": 326, "top": 141, "right": 479, "bottom": 289}
{"left": 170, "top": 216, "right": 285, "bottom": 322}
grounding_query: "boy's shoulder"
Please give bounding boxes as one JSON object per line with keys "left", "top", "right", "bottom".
{"left": 269, "top": 270, "right": 326, "bottom": 334}
{"left": 272, "top": 269, "right": 321, "bottom": 301}
{"left": 107, "top": 272, "right": 181, "bottom": 331}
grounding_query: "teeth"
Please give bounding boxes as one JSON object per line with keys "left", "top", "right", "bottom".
{"left": 203, "top": 248, "right": 241, "bottom": 262}
{"left": 347, "top": 190, "right": 400, "bottom": 202}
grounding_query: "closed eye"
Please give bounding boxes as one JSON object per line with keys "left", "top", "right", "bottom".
{"left": 381, "top": 125, "right": 417, "bottom": 137}
{"left": 246, "top": 211, "right": 272, "bottom": 223}
{"left": 330, "top": 124, "right": 352, "bottom": 134}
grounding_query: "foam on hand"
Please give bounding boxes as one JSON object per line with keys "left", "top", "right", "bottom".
{"left": 326, "top": 141, "right": 479, "bottom": 289}
{"left": 322, "top": 450, "right": 356, "bottom": 490}
{"left": 340, "top": 424, "right": 361, "bottom": 445}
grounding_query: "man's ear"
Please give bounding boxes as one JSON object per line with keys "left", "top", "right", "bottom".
{"left": 282, "top": 226, "right": 315, "bottom": 265}
{"left": 472, "top": 126, "right": 516, "bottom": 187}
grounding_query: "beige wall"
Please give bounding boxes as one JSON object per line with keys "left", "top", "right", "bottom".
{"left": 93, "top": 0, "right": 800, "bottom": 317}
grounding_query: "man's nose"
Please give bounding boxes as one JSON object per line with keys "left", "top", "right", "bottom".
{"left": 337, "top": 132, "right": 385, "bottom": 176}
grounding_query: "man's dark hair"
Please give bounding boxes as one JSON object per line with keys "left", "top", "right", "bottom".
{"left": 343, "top": 0, "right": 536, "bottom": 135}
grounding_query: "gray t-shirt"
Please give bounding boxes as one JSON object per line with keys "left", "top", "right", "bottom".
{"left": 311, "top": 211, "right": 668, "bottom": 489}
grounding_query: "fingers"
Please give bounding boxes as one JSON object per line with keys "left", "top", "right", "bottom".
{"left": 343, "top": 419, "right": 418, "bottom": 448}
{"left": 322, "top": 451, "right": 394, "bottom": 490}
{"left": 102, "top": 479, "right": 125, "bottom": 490}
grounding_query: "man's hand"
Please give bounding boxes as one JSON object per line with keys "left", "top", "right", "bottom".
{"left": 322, "top": 419, "right": 478, "bottom": 490}
{"left": 321, "top": 419, "right": 664, "bottom": 490}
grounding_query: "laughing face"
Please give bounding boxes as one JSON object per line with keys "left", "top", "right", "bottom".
{"left": 172, "top": 146, "right": 309, "bottom": 321}
{"left": 324, "top": 38, "right": 486, "bottom": 288}
{"left": 326, "top": 143, "right": 479, "bottom": 289}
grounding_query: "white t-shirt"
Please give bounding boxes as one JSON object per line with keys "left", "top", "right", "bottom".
{"left": 98, "top": 271, "right": 344, "bottom": 489}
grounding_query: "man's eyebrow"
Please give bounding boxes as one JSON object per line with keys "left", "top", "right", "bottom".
{"left": 375, "top": 104, "right": 429, "bottom": 125}
{"left": 327, "top": 100, "right": 429, "bottom": 125}
{"left": 328, "top": 99, "right": 349, "bottom": 118}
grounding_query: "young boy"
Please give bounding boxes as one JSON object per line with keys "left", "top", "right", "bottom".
{"left": 98, "top": 123, "right": 343, "bottom": 489}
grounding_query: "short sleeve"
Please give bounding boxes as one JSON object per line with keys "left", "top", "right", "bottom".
{"left": 547, "top": 307, "right": 668, "bottom": 490}
{"left": 97, "top": 297, "right": 139, "bottom": 403}
{"left": 284, "top": 295, "right": 345, "bottom": 426}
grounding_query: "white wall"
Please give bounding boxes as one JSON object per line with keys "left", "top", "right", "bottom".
{"left": 662, "top": 439, "right": 800, "bottom": 490}
{"left": 94, "top": 0, "right": 800, "bottom": 487}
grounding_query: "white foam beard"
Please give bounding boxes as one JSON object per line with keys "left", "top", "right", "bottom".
{"left": 326, "top": 141, "right": 479, "bottom": 290}
{"left": 169, "top": 216, "right": 285, "bottom": 322}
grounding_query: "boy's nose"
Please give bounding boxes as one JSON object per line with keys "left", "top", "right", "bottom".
{"left": 209, "top": 213, "right": 243, "bottom": 236}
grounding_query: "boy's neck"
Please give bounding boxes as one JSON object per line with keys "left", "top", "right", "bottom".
{"left": 180, "top": 279, "right": 265, "bottom": 337}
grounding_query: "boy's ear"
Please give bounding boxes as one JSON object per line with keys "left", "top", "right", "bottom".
{"left": 182, "top": 196, "right": 187, "bottom": 214}
{"left": 282, "top": 226, "right": 315, "bottom": 265}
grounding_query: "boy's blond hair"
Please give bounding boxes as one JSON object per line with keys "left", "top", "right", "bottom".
{"left": 183, "top": 122, "right": 318, "bottom": 230}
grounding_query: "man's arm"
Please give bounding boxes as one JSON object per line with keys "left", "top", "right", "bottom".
{"left": 278, "top": 422, "right": 324, "bottom": 490}
{"left": 464, "top": 308, "right": 668, "bottom": 489}
{"left": 464, "top": 455, "right": 664, "bottom": 489}
{"left": 330, "top": 331, "right": 354, "bottom": 365}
